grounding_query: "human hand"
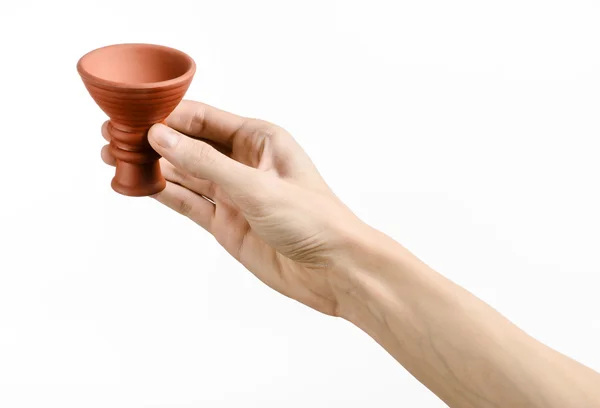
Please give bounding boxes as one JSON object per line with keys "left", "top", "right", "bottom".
{"left": 100, "top": 100, "right": 366, "bottom": 316}
{"left": 101, "top": 101, "right": 600, "bottom": 408}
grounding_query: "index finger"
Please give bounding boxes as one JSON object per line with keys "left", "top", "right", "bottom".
{"left": 165, "top": 100, "right": 247, "bottom": 147}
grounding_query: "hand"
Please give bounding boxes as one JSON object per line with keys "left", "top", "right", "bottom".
{"left": 101, "top": 100, "right": 364, "bottom": 316}
{"left": 100, "top": 102, "right": 600, "bottom": 408}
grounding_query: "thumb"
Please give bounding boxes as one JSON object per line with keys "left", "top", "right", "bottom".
{"left": 148, "top": 123, "right": 257, "bottom": 192}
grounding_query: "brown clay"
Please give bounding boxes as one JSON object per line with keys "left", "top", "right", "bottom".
{"left": 77, "top": 43, "right": 196, "bottom": 196}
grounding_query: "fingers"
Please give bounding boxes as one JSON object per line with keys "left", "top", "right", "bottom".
{"left": 160, "top": 160, "right": 216, "bottom": 200}
{"left": 166, "top": 100, "right": 247, "bottom": 147}
{"left": 148, "top": 123, "right": 262, "bottom": 195}
{"left": 101, "top": 121, "right": 115, "bottom": 165}
{"left": 101, "top": 120, "right": 217, "bottom": 232}
{"left": 101, "top": 121, "right": 110, "bottom": 142}
{"left": 151, "top": 181, "right": 215, "bottom": 230}
{"left": 101, "top": 144, "right": 116, "bottom": 166}
{"left": 100, "top": 121, "right": 219, "bottom": 200}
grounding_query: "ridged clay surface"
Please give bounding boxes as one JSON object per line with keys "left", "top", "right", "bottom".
{"left": 77, "top": 43, "right": 196, "bottom": 196}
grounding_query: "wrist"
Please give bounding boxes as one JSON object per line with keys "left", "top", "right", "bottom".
{"left": 326, "top": 221, "right": 431, "bottom": 323}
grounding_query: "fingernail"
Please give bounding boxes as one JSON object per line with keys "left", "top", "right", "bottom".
{"left": 152, "top": 124, "right": 179, "bottom": 149}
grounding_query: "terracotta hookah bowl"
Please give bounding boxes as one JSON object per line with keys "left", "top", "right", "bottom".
{"left": 77, "top": 43, "right": 196, "bottom": 196}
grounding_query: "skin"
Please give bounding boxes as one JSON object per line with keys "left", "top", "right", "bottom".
{"left": 101, "top": 100, "right": 600, "bottom": 407}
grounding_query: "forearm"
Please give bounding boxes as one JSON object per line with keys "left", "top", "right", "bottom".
{"left": 330, "top": 224, "right": 600, "bottom": 408}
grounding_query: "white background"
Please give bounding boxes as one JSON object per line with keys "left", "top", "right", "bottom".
{"left": 1, "top": 1, "right": 599, "bottom": 407}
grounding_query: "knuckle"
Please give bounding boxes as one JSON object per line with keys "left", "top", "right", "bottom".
{"left": 187, "top": 105, "right": 207, "bottom": 134}
{"left": 207, "top": 181, "right": 217, "bottom": 198}
{"left": 176, "top": 197, "right": 194, "bottom": 217}
{"left": 253, "top": 122, "right": 293, "bottom": 148}
{"left": 169, "top": 166, "right": 186, "bottom": 185}
{"left": 250, "top": 121, "right": 279, "bottom": 139}
{"left": 181, "top": 141, "right": 217, "bottom": 176}
{"left": 193, "top": 142, "right": 216, "bottom": 165}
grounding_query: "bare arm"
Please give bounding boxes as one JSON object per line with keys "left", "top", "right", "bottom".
{"left": 333, "top": 225, "right": 600, "bottom": 407}
{"left": 100, "top": 100, "right": 600, "bottom": 407}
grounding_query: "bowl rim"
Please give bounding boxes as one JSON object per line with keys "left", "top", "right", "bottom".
{"left": 77, "top": 43, "right": 196, "bottom": 90}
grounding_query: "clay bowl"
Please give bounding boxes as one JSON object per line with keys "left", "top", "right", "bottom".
{"left": 77, "top": 43, "right": 196, "bottom": 196}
